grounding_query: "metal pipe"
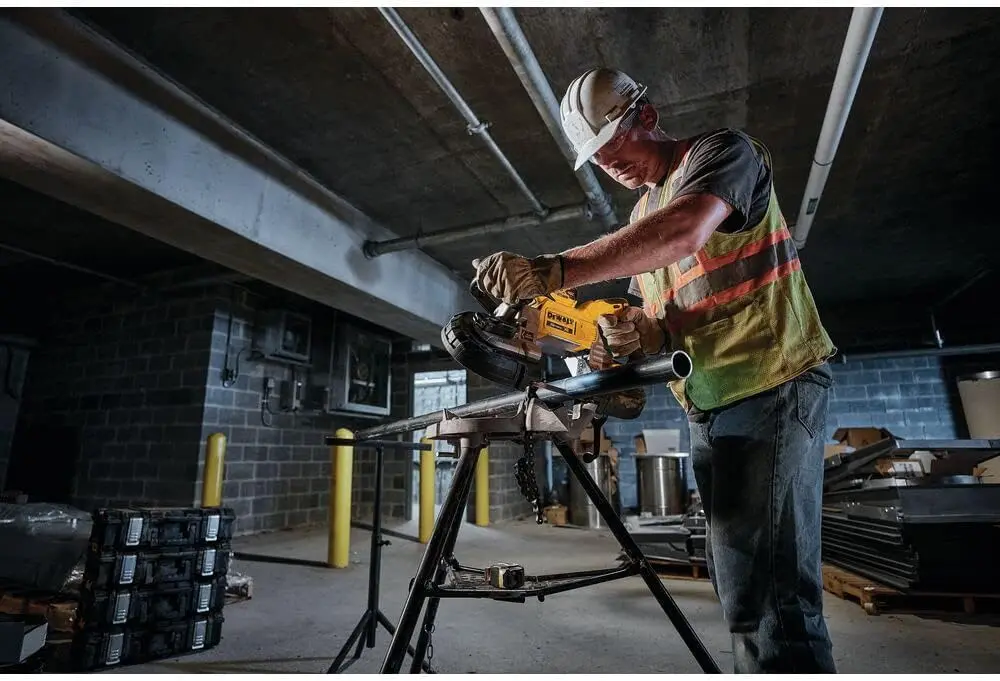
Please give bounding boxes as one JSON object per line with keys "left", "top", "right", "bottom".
{"left": 480, "top": 7, "right": 619, "bottom": 230}
{"left": 793, "top": 7, "right": 883, "bottom": 249}
{"left": 379, "top": 7, "right": 546, "bottom": 217}
{"left": 936, "top": 268, "right": 991, "bottom": 307}
{"left": 364, "top": 203, "right": 588, "bottom": 257}
{"left": 356, "top": 350, "right": 692, "bottom": 440}
{"left": 837, "top": 343, "right": 1000, "bottom": 363}
{"left": 0, "top": 240, "right": 143, "bottom": 289}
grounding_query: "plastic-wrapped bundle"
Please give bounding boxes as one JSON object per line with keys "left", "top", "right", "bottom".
{"left": 0, "top": 503, "right": 92, "bottom": 593}
{"left": 225, "top": 555, "right": 253, "bottom": 599}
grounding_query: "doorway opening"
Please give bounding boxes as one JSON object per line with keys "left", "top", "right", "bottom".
{"left": 410, "top": 369, "right": 466, "bottom": 521}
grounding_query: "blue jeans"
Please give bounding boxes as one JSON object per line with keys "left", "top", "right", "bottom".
{"left": 689, "top": 363, "right": 836, "bottom": 673}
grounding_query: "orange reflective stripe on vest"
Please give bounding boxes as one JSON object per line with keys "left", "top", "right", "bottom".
{"left": 660, "top": 226, "right": 800, "bottom": 312}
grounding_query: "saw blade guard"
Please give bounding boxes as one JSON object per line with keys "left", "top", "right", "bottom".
{"left": 441, "top": 310, "right": 543, "bottom": 390}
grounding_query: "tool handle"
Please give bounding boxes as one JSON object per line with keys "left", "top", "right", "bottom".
{"left": 469, "top": 280, "right": 501, "bottom": 313}
{"left": 469, "top": 280, "right": 522, "bottom": 322}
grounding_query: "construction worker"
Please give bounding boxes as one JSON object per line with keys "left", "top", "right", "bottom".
{"left": 472, "top": 68, "right": 837, "bottom": 673}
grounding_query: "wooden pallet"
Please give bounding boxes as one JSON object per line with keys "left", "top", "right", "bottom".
{"left": 651, "top": 560, "right": 709, "bottom": 581}
{"left": 821, "top": 563, "right": 1000, "bottom": 616}
{"left": 0, "top": 584, "right": 79, "bottom": 633}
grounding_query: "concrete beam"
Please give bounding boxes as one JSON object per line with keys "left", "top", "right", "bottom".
{"left": 0, "top": 11, "right": 474, "bottom": 347}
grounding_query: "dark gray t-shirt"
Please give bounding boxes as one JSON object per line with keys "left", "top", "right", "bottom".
{"left": 627, "top": 128, "right": 771, "bottom": 297}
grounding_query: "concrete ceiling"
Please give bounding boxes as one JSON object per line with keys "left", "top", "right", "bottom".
{"left": 4, "top": 8, "right": 999, "bottom": 350}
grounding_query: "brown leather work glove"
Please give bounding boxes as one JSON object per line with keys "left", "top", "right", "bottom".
{"left": 587, "top": 336, "right": 614, "bottom": 371}
{"left": 596, "top": 307, "right": 666, "bottom": 359}
{"left": 472, "top": 252, "right": 564, "bottom": 305}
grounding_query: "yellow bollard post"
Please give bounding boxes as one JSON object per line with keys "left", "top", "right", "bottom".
{"left": 329, "top": 427, "right": 354, "bottom": 568}
{"left": 418, "top": 436, "right": 435, "bottom": 543}
{"left": 475, "top": 446, "right": 489, "bottom": 527}
{"left": 202, "top": 433, "right": 226, "bottom": 508}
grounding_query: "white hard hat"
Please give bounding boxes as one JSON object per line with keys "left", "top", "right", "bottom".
{"left": 560, "top": 68, "right": 648, "bottom": 170}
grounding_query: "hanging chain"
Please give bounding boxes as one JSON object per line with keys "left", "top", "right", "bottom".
{"left": 425, "top": 622, "right": 435, "bottom": 662}
{"left": 514, "top": 431, "right": 544, "bottom": 524}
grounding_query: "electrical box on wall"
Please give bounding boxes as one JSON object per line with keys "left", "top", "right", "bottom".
{"left": 252, "top": 310, "right": 312, "bottom": 363}
{"left": 328, "top": 323, "right": 392, "bottom": 416}
{"left": 279, "top": 376, "right": 304, "bottom": 412}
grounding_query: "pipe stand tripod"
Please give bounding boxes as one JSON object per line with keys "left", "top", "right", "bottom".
{"left": 378, "top": 398, "right": 721, "bottom": 673}
{"left": 325, "top": 437, "right": 434, "bottom": 674}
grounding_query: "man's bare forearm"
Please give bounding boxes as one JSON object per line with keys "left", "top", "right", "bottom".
{"left": 559, "top": 193, "right": 732, "bottom": 290}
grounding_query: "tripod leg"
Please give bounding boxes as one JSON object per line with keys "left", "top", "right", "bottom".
{"left": 327, "top": 610, "right": 372, "bottom": 673}
{"left": 380, "top": 438, "right": 482, "bottom": 673}
{"left": 367, "top": 443, "right": 386, "bottom": 649}
{"left": 407, "top": 463, "right": 473, "bottom": 674}
{"left": 553, "top": 437, "right": 721, "bottom": 674}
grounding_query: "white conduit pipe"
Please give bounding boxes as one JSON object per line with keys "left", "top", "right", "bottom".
{"left": 379, "top": 7, "right": 547, "bottom": 218}
{"left": 793, "top": 7, "right": 884, "bottom": 249}
{"left": 480, "top": 7, "right": 619, "bottom": 230}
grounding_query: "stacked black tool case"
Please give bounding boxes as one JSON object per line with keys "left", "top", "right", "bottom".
{"left": 69, "top": 507, "right": 235, "bottom": 671}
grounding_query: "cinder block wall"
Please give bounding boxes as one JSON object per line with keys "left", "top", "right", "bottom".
{"left": 14, "top": 286, "right": 215, "bottom": 509}
{"left": 825, "top": 357, "right": 959, "bottom": 438}
{"left": 9, "top": 279, "right": 414, "bottom": 535}
{"left": 199, "top": 286, "right": 411, "bottom": 534}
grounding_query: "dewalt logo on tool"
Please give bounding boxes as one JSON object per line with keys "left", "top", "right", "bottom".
{"left": 544, "top": 309, "right": 576, "bottom": 336}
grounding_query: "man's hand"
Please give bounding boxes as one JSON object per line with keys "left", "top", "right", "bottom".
{"left": 596, "top": 307, "right": 665, "bottom": 359}
{"left": 472, "top": 251, "right": 564, "bottom": 305}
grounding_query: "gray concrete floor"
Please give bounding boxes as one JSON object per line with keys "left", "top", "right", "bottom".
{"left": 125, "top": 520, "right": 999, "bottom": 674}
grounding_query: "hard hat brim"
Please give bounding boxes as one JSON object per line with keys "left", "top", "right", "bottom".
{"left": 572, "top": 111, "right": 628, "bottom": 171}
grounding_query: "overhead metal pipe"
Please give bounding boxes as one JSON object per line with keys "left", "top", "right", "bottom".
{"left": 480, "top": 7, "right": 619, "bottom": 231}
{"left": 364, "top": 203, "right": 588, "bottom": 257}
{"left": 379, "top": 7, "right": 547, "bottom": 218}
{"left": 0, "top": 240, "right": 143, "bottom": 289}
{"left": 355, "top": 350, "right": 692, "bottom": 440}
{"left": 793, "top": 7, "right": 883, "bottom": 249}
{"left": 837, "top": 343, "right": 1000, "bottom": 363}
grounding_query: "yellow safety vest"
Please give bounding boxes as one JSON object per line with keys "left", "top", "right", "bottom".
{"left": 632, "top": 135, "right": 836, "bottom": 412}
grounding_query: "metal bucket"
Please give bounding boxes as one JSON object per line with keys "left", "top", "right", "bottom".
{"left": 567, "top": 455, "right": 615, "bottom": 529}
{"left": 957, "top": 371, "right": 1000, "bottom": 484}
{"left": 958, "top": 371, "right": 1000, "bottom": 438}
{"left": 635, "top": 454, "right": 686, "bottom": 516}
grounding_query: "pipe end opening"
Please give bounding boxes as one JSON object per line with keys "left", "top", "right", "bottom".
{"left": 671, "top": 351, "right": 693, "bottom": 380}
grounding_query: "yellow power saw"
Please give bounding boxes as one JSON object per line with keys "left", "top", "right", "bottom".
{"left": 441, "top": 282, "right": 647, "bottom": 419}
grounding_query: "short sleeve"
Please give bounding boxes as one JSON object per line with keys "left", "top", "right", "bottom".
{"left": 627, "top": 276, "right": 642, "bottom": 297}
{"left": 671, "top": 129, "right": 766, "bottom": 233}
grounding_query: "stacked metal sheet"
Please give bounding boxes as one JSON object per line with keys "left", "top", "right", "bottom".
{"left": 822, "top": 438, "right": 1000, "bottom": 593}
{"left": 626, "top": 509, "right": 707, "bottom": 569}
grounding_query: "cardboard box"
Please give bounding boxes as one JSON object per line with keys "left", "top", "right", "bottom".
{"left": 831, "top": 427, "right": 895, "bottom": 450}
{"left": 875, "top": 458, "right": 924, "bottom": 477}
{"left": 544, "top": 505, "right": 567, "bottom": 526}
{"left": 824, "top": 444, "right": 851, "bottom": 460}
{"left": 634, "top": 434, "right": 647, "bottom": 455}
{"left": 976, "top": 455, "right": 1000, "bottom": 484}
{"left": 636, "top": 429, "right": 681, "bottom": 456}
{"left": 580, "top": 426, "right": 612, "bottom": 454}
